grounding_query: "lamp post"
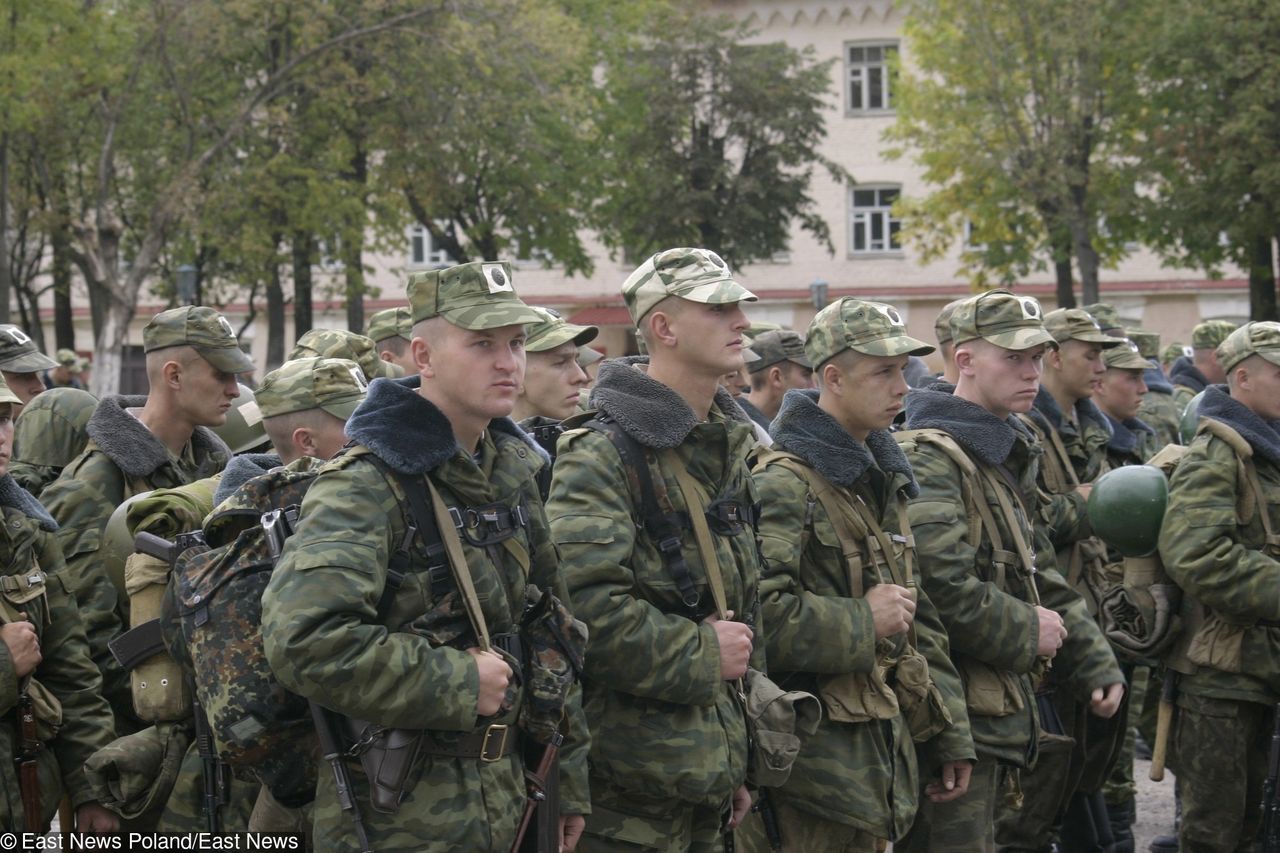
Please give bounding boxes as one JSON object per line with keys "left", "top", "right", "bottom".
{"left": 176, "top": 264, "right": 198, "bottom": 306}
{"left": 809, "top": 278, "right": 829, "bottom": 310}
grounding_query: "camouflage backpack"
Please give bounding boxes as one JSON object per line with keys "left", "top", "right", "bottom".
{"left": 161, "top": 458, "right": 324, "bottom": 808}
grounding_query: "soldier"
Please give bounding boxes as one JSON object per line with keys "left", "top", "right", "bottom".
{"left": 40, "top": 306, "right": 250, "bottom": 731}
{"left": 741, "top": 329, "right": 814, "bottom": 430}
{"left": 43, "top": 348, "right": 85, "bottom": 390}
{"left": 895, "top": 290, "right": 1124, "bottom": 853}
{"left": 746, "top": 298, "right": 974, "bottom": 850}
{"left": 366, "top": 306, "right": 416, "bottom": 374}
{"left": 0, "top": 378, "right": 120, "bottom": 833}
{"left": 1082, "top": 302, "right": 1125, "bottom": 338}
{"left": 1158, "top": 322, "right": 1280, "bottom": 853}
{"left": 1125, "top": 328, "right": 1182, "bottom": 449}
{"left": 10, "top": 387, "right": 97, "bottom": 497}
{"left": 1161, "top": 342, "right": 1190, "bottom": 376}
{"left": 0, "top": 325, "right": 58, "bottom": 407}
{"left": 1094, "top": 340, "right": 1159, "bottom": 468}
{"left": 257, "top": 357, "right": 366, "bottom": 466}
{"left": 511, "top": 307, "right": 597, "bottom": 498}
{"left": 1169, "top": 320, "right": 1236, "bottom": 409}
{"left": 290, "top": 327, "right": 405, "bottom": 381}
{"left": 547, "top": 247, "right": 762, "bottom": 851}
{"left": 933, "top": 298, "right": 965, "bottom": 385}
{"left": 262, "top": 260, "right": 588, "bottom": 851}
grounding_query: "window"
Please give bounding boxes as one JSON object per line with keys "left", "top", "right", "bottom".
{"left": 317, "top": 234, "right": 344, "bottom": 271}
{"left": 846, "top": 42, "right": 898, "bottom": 114}
{"left": 849, "top": 186, "right": 902, "bottom": 254}
{"left": 408, "top": 224, "right": 455, "bottom": 268}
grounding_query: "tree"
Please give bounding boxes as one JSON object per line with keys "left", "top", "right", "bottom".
{"left": 886, "top": 0, "right": 1152, "bottom": 305}
{"left": 591, "top": 7, "right": 850, "bottom": 267}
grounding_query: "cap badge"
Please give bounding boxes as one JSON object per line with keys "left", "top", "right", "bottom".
{"left": 873, "top": 304, "right": 905, "bottom": 327}
{"left": 1019, "top": 297, "right": 1041, "bottom": 320}
{"left": 1, "top": 327, "right": 31, "bottom": 346}
{"left": 217, "top": 317, "right": 236, "bottom": 338}
{"left": 483, "top": 264, "right": 512, "bottom": 293}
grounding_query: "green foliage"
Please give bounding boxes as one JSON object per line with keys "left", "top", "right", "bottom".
{"left": 591, "top": 6, "right": 849, "bottom": 267}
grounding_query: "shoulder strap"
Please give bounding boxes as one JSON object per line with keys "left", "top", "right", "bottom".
{"left": 1200, "top": 420, "right": 1280, "bottom": 547}
{"left": 662, "top": 449, "right": 729, "bottom": 620}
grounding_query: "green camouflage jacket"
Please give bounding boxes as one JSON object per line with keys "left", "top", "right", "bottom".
{"left": 1025, "top": 388, "right": 1113, "bottom": 486}
{"left": 752, "top": 390, "right": 973, "bottom": 839}
{"left": 900, "top": 388, "right": 1123, "bottom": 767}
{"left": 262, "top": 376, "right": 588, "bottom": 852}
{"left": 1158, "top": 386, "right": 1280, "bottom": 706}
{"left": 39, "top": 396, "right": 229, "bottom": 730}
{"left": 1138, "top": 367, "right": 1182, "bottom": 450}
{"left": 547, "top": 357, "right": 764, "bottom": 817}
{"left": 1102, "top": 413, "right": 1159, "bottom": 470}
{"left": 0, "top": 477, "right": 114, "bottom": 830}
{"left": 1169, "top": 358, "right": 1208, "bottom": 411}
{"left": 10, "top": 387, "right": 97, "bottom": 499}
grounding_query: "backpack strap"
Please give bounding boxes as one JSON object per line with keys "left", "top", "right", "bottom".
{"left": 1200, "top": 419, "right": 1280, "bottom": 552}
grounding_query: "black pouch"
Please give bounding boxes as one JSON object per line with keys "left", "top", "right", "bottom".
{"left": 343, "top": 721, "right": 424, "bottom": 815}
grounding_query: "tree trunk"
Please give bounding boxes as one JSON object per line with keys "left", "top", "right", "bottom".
{"left": 1053, "top": 230, "right": 1075, "bottom": 309}
{"left": 1248, "top": 234, "right": 1277, "bottom": 321}
{"left": 292, "top": 231, "right": 313, "bottom": 341}
{"left": 0, "top": 132, "right": 10, "bottom": 325}
{"left": 266, "top": 231, "right": 286, "bottom": 369}
{"left": 51, "top": 198, "right": 76, "bottom": 350}
{"left": 1068, "top": 195, "right": 1101, "bottom": 305}
{"left": 343, "top": 142, "right": 368, "bottom": 333}
{"left": 90, "top": 291, "right": 132, "bottom": 398}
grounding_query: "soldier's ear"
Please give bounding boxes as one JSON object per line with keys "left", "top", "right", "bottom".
{"left": 411, "top": 335, "right": 433, "bottom": 378}
{"left": 161, "top": 358, "right": 183, "bottom": 389}
{"left": 647, "top": 311, "right": 678, "bottom": 349}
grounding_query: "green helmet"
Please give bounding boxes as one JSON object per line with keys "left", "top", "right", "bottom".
{"left": 212, "top": 384, "right": 270, "bottom": 454}
{"left": 102, "top": 491, "right": 156, "bottom": 603}
{"left": 1086, "top": 465, "right": 1169, "bottom": 557}
{"left": 1178, "top": 389, "right": 1207, "bottom": 445}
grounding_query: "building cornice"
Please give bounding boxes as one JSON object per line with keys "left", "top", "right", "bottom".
{"left": 711, "top": 1, "right": 899, "bottom": 30}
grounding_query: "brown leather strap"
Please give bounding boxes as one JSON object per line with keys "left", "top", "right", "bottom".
{"left": 418, "top": 723, "right": 518, "bottom": 762}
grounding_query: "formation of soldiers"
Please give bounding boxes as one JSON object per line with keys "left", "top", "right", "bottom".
{"left": 0, "top": 249, "right": 1276, "bottom": 853}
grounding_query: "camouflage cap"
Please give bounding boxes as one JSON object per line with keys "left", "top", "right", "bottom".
{"left": 142, "top": 307, "right": 255, "bottom": 374}
{"left": 950, "top": 290, "right": 1055, "bottom": 351}
{"left": 1125, "top": 328, "right": 1161, "bottom": 360}
{"left": 0, "top": 376, "right": 22, "bottom": 406}
{"left": 406, "top": 260, "right": 542, "bottom": 330}
{"left": 746, "top": 329, "right": 812, "bottom": 373}
{"left": 524, "top": 307, "right": 599, "bottom": 353}
{"left": 934, "top": 298, "right": 965, "bottom": 346}
{"left": 257, "top": 357, "right": 369, "bottom": 421}
{"left": 576, "top": 346, "right": 604, "bottom": 367}
{"left": 0, "top": 325, "right": 58, "bottom": 373}
{"left": 746, "top": 321, "right": 783, "bottom": 337}
{"left": 1043, "top": 308, "right": 1122, "bottom": 347}
{"left": 1192, "top": 319, "right": 1237, "bottom": 350}
{"left": 365, "top": 307, "right": 412, "bottom": 344}
{"left": 621, "top": 248, "right": 757, "bottom": 325}
{"left": 55, "top": 348, "right": 81, "bottom": 372}
{"left": 740, "top": 334, "right": 761, "bottom": 364}
{"left": 1216, "top": 321, "right": 1280, "bottom": 372}
{"left": 290, "top": 328, "right": 403, "bottom": 382}
{"left": 1083, "top": 302, "right": 1124, "bottom": 335}
{"left": 1162, "top": 342, "right": 1192, "bottom": 364}
{"left": 1102, "top": 339, "right": 1150, "bottom": 370}
{"left": 806, "top": 298, "right": 934, "bottom": 367}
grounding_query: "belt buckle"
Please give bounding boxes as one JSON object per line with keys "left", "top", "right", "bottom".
{"left": 480, "top": 723, "right": 509, "bottom": 762}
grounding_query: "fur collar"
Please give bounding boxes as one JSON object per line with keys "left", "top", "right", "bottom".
{"left": 904, "top": 386, "right": 1034, "bottom": 466}
{"left": 1144, "top": 362, "right": 1173, "bottom": 394}
{"left": 213, "top": 452, "right": 282, "bottom": 506}
{"left": 85, "top": 395, "right": 229, "bottom": 479}
{"left": 345, "top": 376, "right": 549, "bottom": 475}
{"left": 589, "top": 356, "right": 752, "bottom": 449}
{"left": 1170, "top": 357, "right": 1208, "bottom": 393}
{"left": 1103, "top": 412, "right": 1154, "bottom": 455}
{"left": 771, "top": 389, "right": 918, "bottom": 496}
{"left": 736, "top": 396, "right": 773, "bottom": 432}
{"left": 0, "top": 474, "right": 57, "bottom": 531}
{"left": 1031, "top": 386, "right": 1112, "bottom": 437}
{"left": 1198, "top": 384, "right": 1280, "bottom": 467}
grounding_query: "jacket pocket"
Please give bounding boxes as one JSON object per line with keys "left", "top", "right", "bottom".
{"left": 956, "top": 657, "right": 1025, "bottom": 717}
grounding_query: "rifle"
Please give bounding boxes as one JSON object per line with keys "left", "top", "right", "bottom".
{"left": 752, "top": 787, "right": 784, "bottom": 851}
{"left": 14, "top": 683, "right": 42, "bottom": 831}
{"left": 1262, "top": 702, "right": 1280, "bottom": 853}
{"left": 510, "top": 731, "right": 562, "bottom": 853}
{"left": 191, "top": 693, "right": 228, "bottom": 833}
{"left": 310, "top": 701, "right": 372, "bottom": 853}
{"left": 1149, "top": 669, "right": 1179, "bottom": 782}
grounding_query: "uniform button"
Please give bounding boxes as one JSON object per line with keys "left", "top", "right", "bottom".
{"left": 517, "top": 448, "right": 527, "bottom": 458}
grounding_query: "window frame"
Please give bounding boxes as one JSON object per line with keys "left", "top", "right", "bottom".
{"left": 848, "top": 185, "right": 904, "bottom": 257}
{"left": 406, "top": 223, "right": 456, "bottom": 269}
{"left": 845, "top": 40, "right": 899, "bottom": 116}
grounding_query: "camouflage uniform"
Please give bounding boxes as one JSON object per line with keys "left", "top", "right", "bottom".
{"left": 10, "top": 386, "right": 97, "bottom": 497}
{"left": 547, "top": 248, "right": 763, "bottom": 852}
{"left": 0, "top": 468, "right": 115, "bottom": 829}
{"left": 1170, "top": 320, "right": 1237, "bottom": 410}
{"left": 290, "top": 327, "right": 404, "bottom": 381}
{"left": 40, "top": 307, "right": 250, "bottom": 731}
{"left": 263, "top": 262, "right": 589, "bottom": 852}
{"left": 1125, "top": 329, "right": 1182, "bottom": 449}
{"left": 1158, "top": 324, "right": 1280, "bottom": 853}
{"left": 365, "top": 306, "right": 413, "bottom": 347}
{"left": 895, "top": 292, "right": 1123, "bottom": 853}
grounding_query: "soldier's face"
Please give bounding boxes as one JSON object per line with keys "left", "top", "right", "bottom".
{"left": 175, "top": 357, "right": 241, "bottom": 427}
{"left": 1235, "top": 357, "right": 1280, "bottom": 421}
{"left": 960, "top": 340, "right": 1045, "bottom": 418}
{"left": 832, "top": 353, "right": 910, "bottom": 436}
{"left": 1050, "top": 340, "right": 1106, "bottom": 400}
{"left": 1, "top": 370, "right": 43, "bottom": 406}
{"left": 426, "top": 322, "right": 528, "bottom": 421}
{"left": 520, "top": 342, "right": 588, "bottom": 421}
{"left": 0, "top": 403, "right": 12, "bottom": 476}
{"left": 668, "top": 300, "right": 751, "bottom": 376}
{"left": 1094, "top": 368, "right": 1147, "bottom": 421}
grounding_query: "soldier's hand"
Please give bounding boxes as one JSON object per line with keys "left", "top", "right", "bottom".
{"left": 468, "top": 648, "right": 512, "bottom": 718}
{"left": 559, "top": 813, "right": 585, "bottom": 852}
{"left": 1076, "top": 483, "right": 1093, "bottom": 501}
{"left": 1, "top": 615, "right": 41, "bottom": 677}
{"left": 75, "top": 802, "right": 120, "bottom": 833}
{"left": 728, "top": 784, "right": 752, "bottom": 829}
{"left": 1034, "top": 606, "right": 1067, "bottom": 658}
{"left": 1089, "top": 682, "right": 1125, "bottom": 719}
{"left": 704, "top": 611, "right": 753, "bottom": 680}
{"left": 866, "top": 584, "right": 916, "bottom": 639}
{"left": 925, "top": 759, "right": 974, "bottom": 803}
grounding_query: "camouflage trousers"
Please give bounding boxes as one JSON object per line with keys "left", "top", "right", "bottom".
{"left": 156, "top": 741, "right": 254, "bottom": 832}
{"left": 1172, "top": 692, "right": 1274, "bottom": 853}
{"left": 895, "top": 757, "right": 1001, "bottom": 853}
{"left": 734, "top": 796, "right": 880, "bottom": 853}
{"left": 1103, "top": 663, "right": 1149, "bottom": 805}
{"left": 581, "top": 776, "right": 728, "bottom": 853}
